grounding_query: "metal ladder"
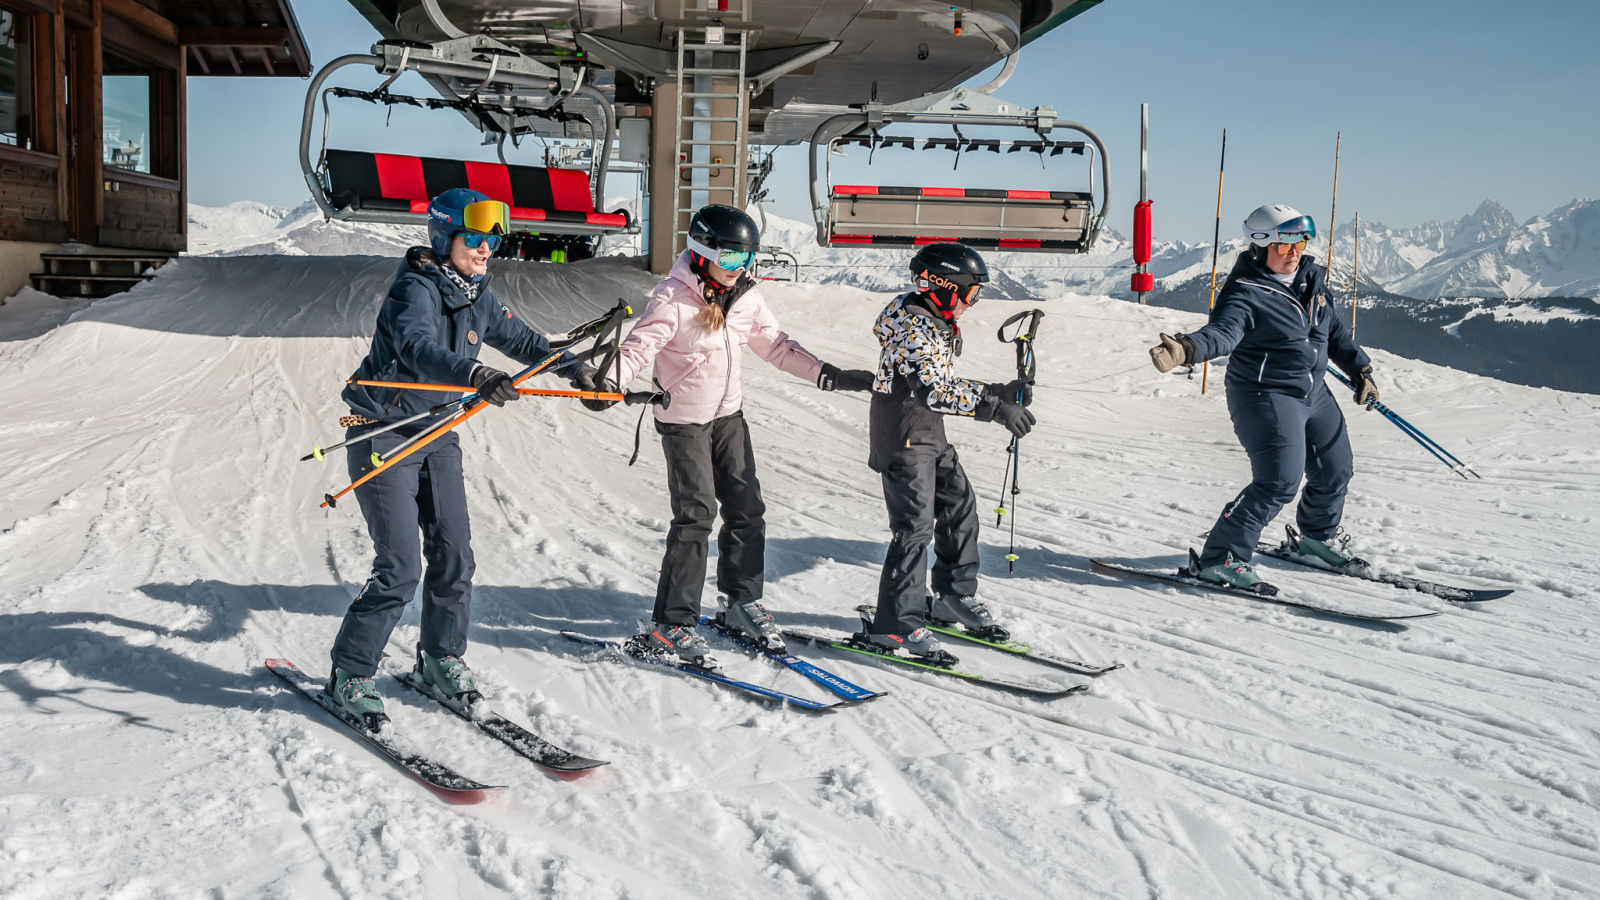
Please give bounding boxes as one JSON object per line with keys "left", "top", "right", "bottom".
{"left": 672, "top": 8, "right": 748, "bottom": 255}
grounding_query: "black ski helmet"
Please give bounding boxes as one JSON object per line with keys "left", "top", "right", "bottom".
{"left": 688, "top": 204, "right": 760, "bottom": 256}
{"left": 910, "top": 242, "right": 989, "bottom": 317}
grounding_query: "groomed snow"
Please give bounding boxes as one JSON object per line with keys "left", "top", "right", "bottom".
{"left": 1, "top": 256, "right": 1597, "bottom": 899}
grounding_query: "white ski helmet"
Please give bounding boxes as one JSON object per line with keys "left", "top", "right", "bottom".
{"left": 1242, "top": 204, "right": 1316, "bottom": 247}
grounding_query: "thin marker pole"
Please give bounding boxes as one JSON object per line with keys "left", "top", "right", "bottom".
{"left": 1201, "top": 128, "right": 1225, "bottom": 395}
{"left": 1327, "top": 132, "right": 1341, "bottom": 276}
{"left": 1352, "top": 211, "right": 1361, "bottom": 336}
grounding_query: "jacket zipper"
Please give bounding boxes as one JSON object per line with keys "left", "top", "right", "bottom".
{"left": 719, "top": 310, "right": 734, "bottom": 414}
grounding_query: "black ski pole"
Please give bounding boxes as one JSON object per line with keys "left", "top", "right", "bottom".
{"left": 994, "top": 309, "right": 1044, "bottom": 572}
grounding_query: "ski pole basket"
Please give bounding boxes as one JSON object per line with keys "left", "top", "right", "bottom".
{"left": 808, "top": 86, "right": 1109, "bottom": 253}
{"left": 298, "top": 36, "right": 638, "bottom": 260}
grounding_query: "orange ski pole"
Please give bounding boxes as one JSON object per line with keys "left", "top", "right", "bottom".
{"left": 321, "top": 299, "right": 635, "bottom": 508}
{"left": 352, "top": 381, "right": 630, "bottom": 404}
{"left": 321, "top": 351, "right": 566, "bottom": 509}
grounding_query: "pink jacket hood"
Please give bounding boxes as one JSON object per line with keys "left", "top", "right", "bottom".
{"left": 610, "top": 252, "right": 823, "bottom": 424}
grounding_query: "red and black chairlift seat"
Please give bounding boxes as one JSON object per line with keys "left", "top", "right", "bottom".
{"left": 323, "top": 149, "right": 631, "bottom": 233}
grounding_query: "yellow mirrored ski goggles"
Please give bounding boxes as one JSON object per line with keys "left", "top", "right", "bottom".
{"left": 460, "top": 199, "right": 510, "bottom": 236}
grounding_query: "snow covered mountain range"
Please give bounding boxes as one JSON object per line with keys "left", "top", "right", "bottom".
{"left": 187, "top": 197, "right": 1600, "bottom": 301}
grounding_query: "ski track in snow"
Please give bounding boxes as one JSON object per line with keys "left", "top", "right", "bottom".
{"left": 0, "top": 256, "right": 1597, "bottom": 899}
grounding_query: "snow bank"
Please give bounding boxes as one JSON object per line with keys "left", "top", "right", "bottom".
{"left": 0, "top": 255, "right": 1596, "bottom": 899}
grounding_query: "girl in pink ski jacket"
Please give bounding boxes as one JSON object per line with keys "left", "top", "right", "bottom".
{"left": 603, "top": 205, "right": 873, "bottom": 667}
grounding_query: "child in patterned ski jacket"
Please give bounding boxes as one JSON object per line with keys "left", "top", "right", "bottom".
{"left": 862, "top": 243, "right": 1036, "bottom": 663}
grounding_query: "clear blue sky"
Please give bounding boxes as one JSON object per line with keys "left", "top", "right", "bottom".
{"left": 188, "top": 0, "right": 1600, "bottom": 244}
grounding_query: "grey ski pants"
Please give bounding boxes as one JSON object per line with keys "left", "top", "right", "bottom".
{"left": 653, "top": 412, "right": 767, "bottom": 626}
{"left": 1199, "top": 383, "right": 1354, "bottom": 568}
{"left": 872, "top": 444, "right": 980, "bottom": 634}
{"left": 331, "top": 427, "right": 474, "bottom": 678}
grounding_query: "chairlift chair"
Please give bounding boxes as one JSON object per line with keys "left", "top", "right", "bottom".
{"left": 753, "top": 247, "right": 800, "bottom": 282}
{"left": 299, "top": 36, "right": 638, "bottom": 262}
{"left": 809, "top": 80, "right": 1109, "bottom": 253}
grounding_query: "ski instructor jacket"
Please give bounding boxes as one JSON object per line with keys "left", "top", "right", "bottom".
{"left": 1183, "top": 253, "right": 1370, "bottom": 399}
{"left": 867, "top": 293, "right": 993, "bottom": 473}
{"left": 341, "top": 247, "right": 583, "bottom": 423}
{"left": 610, "top": 250, "right": 823, "bottom": 425}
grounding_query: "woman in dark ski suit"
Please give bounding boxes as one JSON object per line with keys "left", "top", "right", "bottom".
{"left": 1148, "top": 204, "right": 1380, "bottom": 595}
{"left": 328, "top": 188, "right": 595, "bottom": 727}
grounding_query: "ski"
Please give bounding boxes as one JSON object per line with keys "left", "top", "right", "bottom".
{"left": 851, "top": 606, "right": 1122, "bottom": 676}
{"left": 559, "top": 631, "right": 845, "bottom": 711}
{"left": 265, "top": 659, "right": 501, "bottom": 793}
{"left": 388, "top": 666, "right": 609, "bottom": 774}
{"left": 1089, "top": 560, "right": 1440, "bottom": 621}
{"left": 699, "top": 615, "right": 886, "bottom": 703}
{"left": 1253, "top": 542, "right": 1513, "bottom": 602}
{"left": 779, "top": 627, "right": 1088, "bottom": 700}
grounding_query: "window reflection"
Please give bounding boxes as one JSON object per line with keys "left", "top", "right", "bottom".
{"left": 103, "top": 73, "right": 151, "bottom": 172}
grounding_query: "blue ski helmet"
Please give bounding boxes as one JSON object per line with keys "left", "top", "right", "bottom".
{"left": 427, "top": 188, "right": 509, "bottom": 257}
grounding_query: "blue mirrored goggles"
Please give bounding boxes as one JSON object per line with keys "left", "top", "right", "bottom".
{"left": 1272, "top": 215, "right": 1316, "bottom": 243}
{"left": 714, "top": 249, "right": 755, "bottom": 271}
{"left": 459, "top": 233, "right": 503, "bottom": 252}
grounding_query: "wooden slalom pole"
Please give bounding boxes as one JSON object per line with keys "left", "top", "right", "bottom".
{"left": 1201, "top": 128, "right": 1226, "bottom": 395}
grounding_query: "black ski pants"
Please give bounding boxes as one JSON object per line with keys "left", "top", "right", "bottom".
{"left": 330, "top": 426, "right": 474, "bottom": 678}
{"left": 653, "top": 411, "right": 766, "bottom": 626}
{"left": 873, "top": 444, "right": 980, "bottom": 634}
{"left": 1199, "top": 384, "right": 1354, "bottom": 568}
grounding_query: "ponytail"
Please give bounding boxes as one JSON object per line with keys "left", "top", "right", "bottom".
{"left": 698, "top": 301, "right": 726, "bottom": 331}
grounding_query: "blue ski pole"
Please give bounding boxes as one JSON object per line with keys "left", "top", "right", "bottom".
{"left": 1326, "top": 367, "right": 1478, "bottom": 480}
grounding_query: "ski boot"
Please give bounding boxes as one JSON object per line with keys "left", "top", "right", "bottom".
{"left": 1286, "top": 525, "right": 1370, "bottom": 573}
{"left": 1185, "top": 549, "right": 1278, "bottom": 597}
{"left": 328, "top": 668, "right": 390, "bottom": 732}
{"left": 856, "top": 613, "right": 960, "bottom": 668}
{"left": 926, "top": 593, "right": 1009, "bottom": 643}
{"left": 715, "top": 597, "right": 786, "bottom": 653}
{"left": 416, "top": 645, "right": 484, "bottom": 711}
{"left": 629, "top": 623, "right": 718, "bottom": 671}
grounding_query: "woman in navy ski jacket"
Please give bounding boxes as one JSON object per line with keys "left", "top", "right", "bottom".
{"left": 1148, "top": 204, "right": 1379, "bottom": 594}
{"left": 326, "top": 189, "right": 593, "bottom": 729}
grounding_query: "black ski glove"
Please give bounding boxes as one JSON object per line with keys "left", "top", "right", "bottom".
{"left": 573, "top": 365, "right": 618, "bottom": 412}
{"left": 976, "top": 395, "right": 1037, "bottom": 438}
{"left": 471, "top": 365, "right": 519, "bottom": 407}
{"left": 818, "top": 362, "right": 875, "bottom": 393}
{"left": 1351, "top": 366, "right": 1379, "bottom": 408}
{"left": 987, "top": 376, "right": 1035, "bottom": 408}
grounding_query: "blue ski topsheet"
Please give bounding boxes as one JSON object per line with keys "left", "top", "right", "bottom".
{"left": 559, "top": 631, "right": 843, "bottom": 711}
{"left": 698, "top": 616, "right": 885, "bottom": 702}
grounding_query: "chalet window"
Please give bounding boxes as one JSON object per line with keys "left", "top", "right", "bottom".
{"left": 0, "top": 7, "right": 35, "bottom": 150}
{"left": 103, "top": 52, "right": 153, "bottom": 174}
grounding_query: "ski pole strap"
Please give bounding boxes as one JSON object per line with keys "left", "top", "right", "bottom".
{"left": 997, "top": 309, "right": 1044, "bottom": 403}
{"left": 627, "top": 379, "right": 671, "bottom": 467}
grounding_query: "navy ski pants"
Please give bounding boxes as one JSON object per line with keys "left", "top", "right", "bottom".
{"left": 330, "top": 426, "right": 474, "bottom": 677}
{"left": 653, "top": 412, "right": 767, "bottom": 626}
{"left": 873, "top": 444, "right": 980, "bottom": 634}
{"left": 1199, "top": 383, "right": 1354, "bottom": 568}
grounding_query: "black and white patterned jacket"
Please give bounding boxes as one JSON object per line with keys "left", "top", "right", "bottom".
{"left": 867, "top": 293, "right": 992, "bottom": 471}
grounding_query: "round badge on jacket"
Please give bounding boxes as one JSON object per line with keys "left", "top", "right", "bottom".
{"left": 467, "top": 330, "right": 479, "bottom": 345}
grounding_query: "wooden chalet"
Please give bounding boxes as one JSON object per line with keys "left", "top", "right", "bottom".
{"left": 0, "top": 0, "right": 309, "bottom": 298}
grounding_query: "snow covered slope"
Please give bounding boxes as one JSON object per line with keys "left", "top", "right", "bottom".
{"left": 1, "top": 257, "right": 1597, "bottom": 899}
